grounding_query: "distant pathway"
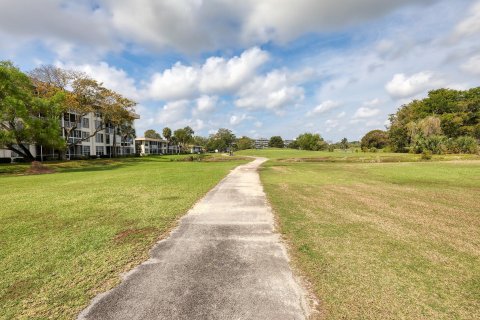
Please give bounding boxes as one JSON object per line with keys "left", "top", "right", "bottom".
{"left": 78, "top": 158, "right": 310, "bottom": 320}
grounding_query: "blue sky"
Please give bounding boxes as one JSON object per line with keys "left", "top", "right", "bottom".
{"left": 1, "top": 0, "right": 479, "bottom": 141}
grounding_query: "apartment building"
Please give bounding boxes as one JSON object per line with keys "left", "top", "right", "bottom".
{"left": 254, "top": 138, "right": 269, "bottom": 149}
{"left": 135, "top": 138, "right": 203, "bottom": 156}
{"left": 136, "top": 137, "right": 166, "bottom": 155}
{"left": 1, "top": 111, "right": 139, "bottom": 161}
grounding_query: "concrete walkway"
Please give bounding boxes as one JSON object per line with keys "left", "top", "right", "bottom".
{"left": 78, "top": 158, "right": 310, "bottom": 320}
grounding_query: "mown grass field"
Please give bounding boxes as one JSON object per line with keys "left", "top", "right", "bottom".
{"left": 0, "top": 156, "right": 246, "bottom": 319}
{"left": 238, "top": 149, "right": 480, "bottom": 319}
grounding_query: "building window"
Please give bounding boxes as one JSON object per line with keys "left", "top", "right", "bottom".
{"left": 94, "top": 120, "right": 102, "bottom": 129}
{"left": 82, "top": 117, "right": 89, "bottom": 128}
{"left": 95, "top": 133, "right": 104, "bottom": 143}
{"left": 82, "top": 146, "right": 90, "bottom": 156}
{"left": 96, "top": 146, "right": 104, "bottom": 156}
{"left": 106, "top": 134, "right": 110, "bottom": 145}
{"left": 82, "top": 131, "right": 90, "bottom": 142}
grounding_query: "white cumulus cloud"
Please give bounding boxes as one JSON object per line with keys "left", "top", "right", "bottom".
{"left": 146, "top": 47, "right": 269, "bottom": 101}
{"left": 385, "top": 71, "right": 440, "bottom": 99}
{"left": 235, "top": 70, "right": 304, "bottom": 112}
{"left": 309, "top": 100, "right": 341, "bottom": 115}
{"left": 461, "top": 55, "right": 480, "bottom": 75}
{"left": 353, "top": 107, "right": 381, "bottom": 119}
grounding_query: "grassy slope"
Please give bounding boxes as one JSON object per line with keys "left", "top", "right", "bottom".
{"left": 239, "top": 149, "right": 480, "bottom": 319}
{"left": 0, "top": 156, "right": 246, "bottom": 319}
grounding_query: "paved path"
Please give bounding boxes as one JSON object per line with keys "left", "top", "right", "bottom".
{"left": 78, "top": 158, "right": 310, "bottom": 320}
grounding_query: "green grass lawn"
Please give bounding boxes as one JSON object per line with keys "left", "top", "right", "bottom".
{"left": 242, "top": 149, "right": 480, "bottom": 319}
{"left": 237, "top": 147, "right": 480, "bottom": 162}
{"left": 0, "top": 156, "right": 246, "bottom": 319}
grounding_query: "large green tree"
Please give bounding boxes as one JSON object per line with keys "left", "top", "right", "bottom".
{"left": 295, "top": 132, "right": 328, "bottom": 151}
{"left": 269, "top": 136, "right": 284, "bottom": 148}
{"left": 173, "top": 126, "right": 194, "bottom": 153}
{"left": 207, "top": 128, "right": 236, "bottom": 152}
{"left": 388, "top": 87, "right": 480, "bottom": 153}
{"left": 236, "top": 136, "right": 254, "bottom": 150}
{"left": 0, "top": 61, "right": 64, "bottom": 160}
{"left": 361, "top": 130, "right": 389, "bottom": 150}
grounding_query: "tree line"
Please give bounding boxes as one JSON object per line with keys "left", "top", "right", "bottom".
{"left": 0, "top": 61, "right": 136, "bottom": 160}
{"left": 362, "top": 87, "right": 480, "bottom": 154}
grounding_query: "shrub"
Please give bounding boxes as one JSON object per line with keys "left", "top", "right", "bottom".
{"left": 421, "top": 150, "right": 432, "bottom": 160}
{"left": 412, "top": 135, "right": 447, "bottom": 154}
{"left": 446, "top": 136, "right": 479, "bottom": 154}
{"left": 328, "top": 145, "right": 335, "bottom": 152}
{"left": 361, "top": 130, "right": 389, "bottom": 149}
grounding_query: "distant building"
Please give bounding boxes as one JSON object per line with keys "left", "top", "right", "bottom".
{"left": 254, "top": 138, "right": 269, "bottom": 149}
{"left": 135, "top": 138, "right": 180, "bottom": 155}
{"left": 135, "top": 137, "right": 167, "bottom": 155}
{"left": 284, "top": 139, "right": 295, "bottom": 147}
{"left": 190, "top": 146, "right": 203, "bottom": 153}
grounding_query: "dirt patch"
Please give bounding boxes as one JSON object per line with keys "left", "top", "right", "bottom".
{"left": 114, "top": 227, "right": 158, "bottom": 244}
{"left": 2, "top": 279, "right": 35, "bottom": 301}
{"left": 26, "top": 161, "right": 56, "bottom": 175}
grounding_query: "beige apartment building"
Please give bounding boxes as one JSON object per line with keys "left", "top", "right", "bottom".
{"left": 1, "top": 111, "right": 139, "bottom": 161}
{"left": 135, "top": 138, "right": 203, "bottom": 156}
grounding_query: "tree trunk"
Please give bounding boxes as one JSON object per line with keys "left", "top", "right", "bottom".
{"left": 16, "top": 143, "right": 35, "bottom": 161}
{"left": 113, "top": 126, "right": 117, "bottom": 158}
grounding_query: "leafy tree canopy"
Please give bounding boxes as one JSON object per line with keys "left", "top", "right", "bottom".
{"left": 144, "top": 129, "right": 162, "bottom": 140}
{"left": 388, "top": 87, "right": 480, "bottom": 153}
{"left": 269, "top": 136, "right": 284, "bottom": 148}
{"left": 295, "top": 132, "right": 328, "bottom": 151}
{"left": 361, "top": 130, "right": 389, "bottom": 149}
{"left": 236, "top": 136, "right": 254, "bottom": 150}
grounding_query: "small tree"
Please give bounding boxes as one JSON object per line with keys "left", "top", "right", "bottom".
{"left": 340, "top": 138, "right": 349, "bottom": 151}
{"left": 163, "top": 127, "right": 172, "bottom": 153}
{"left": 361, "top": 130, "right": 389, "bottom": 150}
{"left": 236, "top": 136, "right": 254, "bottom": 150}
{"left": 144, "top": 129, "right": 162, "bottom": 139}
{"left": 295, "top": 133, "right": 328, "bottom": 151}
{"left": 173, "top": 126, "right": 194, "bottom": 153}
{"left": 269, "top": 136, "right": 284, "bottom": 148}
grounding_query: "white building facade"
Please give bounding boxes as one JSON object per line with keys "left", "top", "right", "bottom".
{"left": 135, "top": 137, "right": 180, "bottom": 156}
{"left": 1, "top": 111, "right": 139, "bottom": 161}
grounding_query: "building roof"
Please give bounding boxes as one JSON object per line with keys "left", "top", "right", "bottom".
{"left": 135, "top": 137, "right": 167, "bottom": 142}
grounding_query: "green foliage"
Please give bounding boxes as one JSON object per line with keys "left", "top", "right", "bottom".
{"left": 388, "top": 87, "right": 480, "bottom": 153}
{"left": 268, "top": 136, "right": 284, "bottom": 148}
{"left": 411, "top": 135, "right": 448, "bottom": 154}
{"left": 162, "top": 127, "right": 172, "bottom": 141}
{"left": 0, "top": 61, "right": 65, "bottom": 160}
{"left": 340, "top": 137, "right": 349, "bottom": 150}
{"left": 206, "top": 128, "right": 236, "bottom": 152}
{"left": 295, "top": 132, "right": 328, "bottom": 151}
{"left": 236, "top": 136, "right": 254, "bottom": 150}
{"left": 446, "top": 136, "right": 479, "bottom": 154}
{"left": 193, "top": 135, "right": 208, "bottom": 147}
{"left": 421, "top": 150, "right": 433, "bottom": 160}
{"left": 144, "top": 129, "right": 162, "bottom": 139}
{"left": 173, "top": 126, "right": 195, "bottom": 152}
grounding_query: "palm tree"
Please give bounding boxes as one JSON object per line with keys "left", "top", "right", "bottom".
{"left": 119, "top": 122, "right": 136, "bottom": 155}
{"left": 163, "top": 127, "right": 172, "bottom": 154}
